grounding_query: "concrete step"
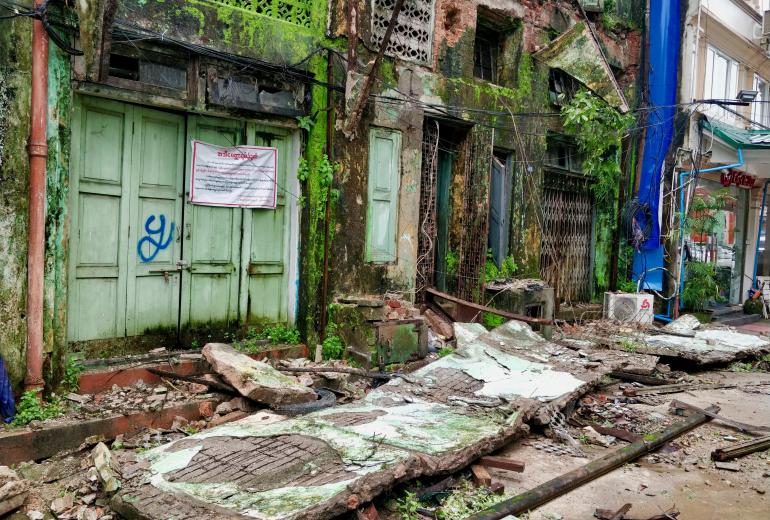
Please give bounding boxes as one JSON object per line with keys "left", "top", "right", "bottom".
{"left": 707, "top": 304, "right": 744, "bottom": 317}
{"left": 712, "top": 312, "right": 761, "bottom": 327}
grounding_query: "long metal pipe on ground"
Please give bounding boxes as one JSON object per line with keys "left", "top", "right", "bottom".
{"left": 465, "top": 406, "right": 717, "bottom": 520}
{"left": 25, "top": 1, "right": 49, "bottom": 391}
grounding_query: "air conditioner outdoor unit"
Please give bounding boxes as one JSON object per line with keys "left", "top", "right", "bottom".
{"left": 580, "top": 0, "right": 605, "bottom": 13}
{"left": 603, "top": 292, "right": 654, "bottom": 324}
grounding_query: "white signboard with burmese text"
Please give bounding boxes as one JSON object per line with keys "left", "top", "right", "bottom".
{"left": 189, "top": 140, "right": 278, "bottom": 208}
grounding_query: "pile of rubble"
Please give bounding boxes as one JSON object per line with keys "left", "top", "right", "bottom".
{"left": 3, "top": 302, "right": 770, "bottom": 519}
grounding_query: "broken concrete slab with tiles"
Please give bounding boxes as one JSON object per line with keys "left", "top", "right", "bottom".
{"left": 111, "top": 319, "right": 649, "bottom": 520}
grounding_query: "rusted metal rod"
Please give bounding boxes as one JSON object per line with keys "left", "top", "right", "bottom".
{"left": 25, "top": 0, "right": 50, "bottom": 391}
{"left": 671, "top": 399, "right": 770, "bottom": 434}
{"left": 425, "top": 287, "right": 553, "bottom": 325}
{"left": 145, "top": 367, "right": 239, "bottom": 395}
{"left": 465, "top": 405, "right": 718, "bottom": 520}
{"left": 277, "top": 366, "right": 394, "bottom": 380}
{"left": 712, "top": 435, "right": 770, "bottom": 461}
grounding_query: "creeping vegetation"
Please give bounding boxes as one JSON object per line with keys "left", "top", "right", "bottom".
{"left": 12, "top": 391, "right": 64, "bottom": 426}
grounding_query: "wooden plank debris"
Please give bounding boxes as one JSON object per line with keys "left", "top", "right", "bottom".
{"left": 477, "top": 456, "right": 525, "bottom": 473}
{"left": 471, "top": 464, "right": 492, "bottom": 487}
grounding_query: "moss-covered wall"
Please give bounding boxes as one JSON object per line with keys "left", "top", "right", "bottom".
{"left": 0, "top": 15, "right": 32, "bottom": 387}
{"left": 329, "top": 0, "right": 643, "bottom": 304}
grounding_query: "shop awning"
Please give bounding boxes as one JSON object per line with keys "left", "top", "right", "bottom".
{"left": 703, "top": 119, "right": 770, "bottom": 177}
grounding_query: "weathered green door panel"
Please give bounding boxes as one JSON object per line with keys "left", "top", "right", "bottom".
{"left": 488, "top": 154, "right": 511, "bottom": 267}
{"left": 68, "top": 97, "right": 132, "bottom": 341}
{"left": 435, "top": 150, "right": 452, "bottom": 291}
{"left": 126, "top": 108, "right": 185, "bottom": 335}
{"left": 241, "top": 124, "right": 294, "bottom": 323}
{"left": 365, "top": 128, "right": 401, "bottom": 263}
{"left": 182, "top": 116, "right": 244, "bottom": 327}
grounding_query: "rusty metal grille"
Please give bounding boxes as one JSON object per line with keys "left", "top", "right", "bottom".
{"left": 540, "top": 177, "right": 594, "bottom": 303}
{"left": 416, "top": 120, "right": 439, "bottom": 301}
{"left": 457, "top": 127, "right": 493, "bottom": 303}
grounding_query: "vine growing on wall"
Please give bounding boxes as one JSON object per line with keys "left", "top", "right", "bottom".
{"left": 561, "top": 90, "right": 634, "bottom": 207}
{"left": 297, "top": 154, "right": 340, "bottom": 222}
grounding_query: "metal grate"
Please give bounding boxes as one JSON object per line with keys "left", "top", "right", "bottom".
{"left": 456, "top": 126, "right": 493, "bottom": 303}
{"left": 371, "top": 0, "right": 436, "bottom": 63}
{"left": 540, "top": 176, "right": 594, "bottom": 303}
{"left": 416, "top": 120, "right": 439, "bottom": 301}
{"left": 213, "top": 0, "right": 312, "bottom": 29}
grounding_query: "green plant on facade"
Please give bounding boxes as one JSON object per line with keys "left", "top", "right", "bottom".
{"left": 62, "top": 355, "right": 83, "bottom": 393}
{"left": 321, "top": 335, "right": 344, "bottom": 360}
{"left": 682, "top": 261, "right": 720, "bottom": 311}
{"left": 561, "top": 90, "right": 634, "bottom": 293}
{"left": 562, "top": 90, "right": 635, "bottom": 207}
{"left": 445, "top": 250, "right": 459, "bottom": 276}
{"left": 11, "top": 391, "right": 64, "bottom": 426}
{"left": 484, "top": 250, "right": 518, "bottom": 283}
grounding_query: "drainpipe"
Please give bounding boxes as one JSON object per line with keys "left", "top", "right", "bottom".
{"left": 751, "top": 180, "right": 770, "bottom": 293}
{"left": 677, "top": 148, "right": 745, "bottom": 311}
{"left": 25, "top": 1, "right": 49, "bottom": 392}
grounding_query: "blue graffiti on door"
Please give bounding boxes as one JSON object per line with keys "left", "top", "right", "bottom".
{"left": 137, "top": 214, "right": 175, "bottom": 262}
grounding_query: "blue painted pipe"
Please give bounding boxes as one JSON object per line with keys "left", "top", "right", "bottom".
{"left": 677, "top": 148, "right": 745, "bottom": 310}
{"left": 751, "top": 179, "right": 770, "bottom": 293}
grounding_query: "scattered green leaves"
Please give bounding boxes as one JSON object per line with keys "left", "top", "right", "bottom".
{"left": 397, "top": 491, "right": 420, "bottom": 520}
{"left": 437, "top": 346, "right": 454, "bottom": 358}
{"left": 619, "top": 339, "right": 638, "bottom": 353}
{"left": 12, "top": 391, "right": 64, "bottom": 426}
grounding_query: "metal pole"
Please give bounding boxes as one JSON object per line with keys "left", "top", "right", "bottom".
{"left": 465, "top": 406, "right": 717, "bottom": 520}
{"left": 25, "top": 0, "right": 49, "bottom": 392}
{"left": 319, "top": 49, "right": 335, "bottom": 340}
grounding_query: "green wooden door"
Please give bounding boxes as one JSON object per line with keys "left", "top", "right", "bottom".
{"left": 68, "top": 97, "right": 133, "bottom": 341}
{"left": 69, "top": 99, "right": 186, "bottom": 342}
{"left": 69, "top": 98, "right": 297, "bottom": 345}
{"left": 241, "top": 125, "right": 294, "bottom": 322}
{"left": 127, "top": 108, "right": 185, "bottom": 335}
{"left": 181, "top": 116, "right": 245, "bottom": 329}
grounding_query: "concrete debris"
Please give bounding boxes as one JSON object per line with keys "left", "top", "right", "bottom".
{"left": 661, "top": 314, "right": 701, "bottom": 337}
{"left": 202, "top": 343, "right": 317, "bottom": 406}
{"left": 91, "top": 442, "right": 121, "bottom": 493}
{"left": 423, "top": 307, "right": 454, "bottom": 339}
{"left": 113, "top": 320, "right": 605, "bottom": 520}
{"left": 0, "top": 465, "right": 28, "bottom": 516}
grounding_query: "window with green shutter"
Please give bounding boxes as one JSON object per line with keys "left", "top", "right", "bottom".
{"left": 366, "top": 128, "right": 402, "bottom": 263}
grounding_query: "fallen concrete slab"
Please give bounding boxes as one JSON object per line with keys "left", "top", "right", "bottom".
{"left": 202, "top": 343, "right": 316, "bottom": 406}
{"left": 590, "top": 327, "right": 770, "bottom": 365}
{"left": 112, "top": 321, "right": 643, "bottom": 520}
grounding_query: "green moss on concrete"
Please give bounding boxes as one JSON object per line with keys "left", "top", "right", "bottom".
{"left": 0, "top": 16, "right": 32, "bottom": 388}
{"left": 44, "top": 44, "right": 73, "bottom": 387}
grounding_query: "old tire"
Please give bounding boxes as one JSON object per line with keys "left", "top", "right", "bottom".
{"left": 275, "top": 388, "right": 336, "bottom": 416}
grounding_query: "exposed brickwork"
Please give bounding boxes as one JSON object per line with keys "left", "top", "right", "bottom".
{"left": 165, "top": 435, "right": 355, "bottom": 490}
